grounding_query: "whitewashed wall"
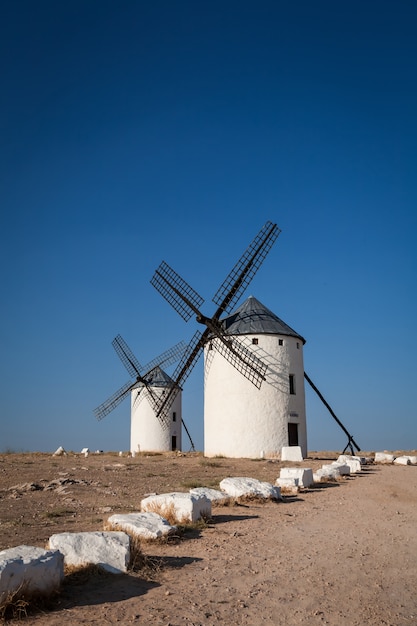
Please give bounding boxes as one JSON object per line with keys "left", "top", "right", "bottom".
{"left": 204, "top": 334, "right": 307, "bottom": 458}
{"left": 130, "top": 386, "right": 182, "bottom": 454}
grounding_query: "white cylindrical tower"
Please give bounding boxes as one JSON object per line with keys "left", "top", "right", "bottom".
{"left": 130, "top": 367, "right": 182, "bottom": 454}
{"left": 204, "top": 296, "right": 307, "bottom": 458}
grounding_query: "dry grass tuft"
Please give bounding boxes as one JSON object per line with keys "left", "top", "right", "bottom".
{"left": 0, "top": 584, "right": 58, "bottom": 621}
{"left": 128, "top": 535, "right": 162, "bottom": 579}
{"left": 234, "top": 494, "right": 279, "bottom": 505}
{"left": 102, "top": 520, "right": 117, "bottom": 532}
{"left": 177, "top": 516, "right": 211, "bottom": 533}
{"left": 211, "top": 496, "right": 233, "bottom": 507}
{"left": 142, "top": 501, "right": 180, "bottom": 525}
{"left": 199, "top": 459, "right": 224, "bottom": 468}
{"left": 64, "top": 562, "right": 113, "bottom": 582}
{"left": 279, "top": 486, "right": 299, "bottom": 495}
{"left": 181, "top": 479, "right": 206, "bottom": 489}
{"left": 42, "top": 508, "right": 75, "bottom": 519}
{"left": 136, "top": 451, "right": 163, "bottom": 457}
{"left": 0, "top": 586, "right": 30, "bottom": 620}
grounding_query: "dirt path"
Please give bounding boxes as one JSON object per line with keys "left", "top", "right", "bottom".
{"left": 1, "top": 453, "right": 416, "bottom": 625}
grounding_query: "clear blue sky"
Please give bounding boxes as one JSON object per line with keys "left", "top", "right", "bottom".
{"left": 1, "top": 1, "right": 416, "bottom": 454}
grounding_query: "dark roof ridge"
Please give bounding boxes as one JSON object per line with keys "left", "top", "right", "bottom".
{"left": 221, "top": 295, "right": 306, "bottom": 344}
{"left": 134, "top": 365, "right": 176, "bottom": 388}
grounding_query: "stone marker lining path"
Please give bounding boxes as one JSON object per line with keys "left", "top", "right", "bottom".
{"left": 0, "top": 452, "right": 416, "bottom": 625}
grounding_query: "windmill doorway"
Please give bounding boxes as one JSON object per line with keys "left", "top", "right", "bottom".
{"left": 288, "top": 423, "right": 299, "bottom": 447}
{"left": 171, "top": 436, "right": 177, "bottom": 451}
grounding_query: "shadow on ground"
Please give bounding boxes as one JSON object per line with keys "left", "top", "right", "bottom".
{"left": 53, "top": 570, "right": 160, "bottom": 610}
{"left": 211, "top": 513, "right": 260, "bottom": 524}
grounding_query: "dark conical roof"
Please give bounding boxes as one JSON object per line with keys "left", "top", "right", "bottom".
{"left": 134, "top": 366, "right": 176, "bottom": 389}
{"left": 221, "top": 296, "right": 306, "bottom": 344}
{"left": 147, "top": 366, "right": 175, "bottom": 386}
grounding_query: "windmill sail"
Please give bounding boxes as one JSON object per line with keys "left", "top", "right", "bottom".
{"left": 94, "top": 380, "right": 136, "bottom": 421}
{"left": 212, "top": 221, "right": 281, "bottom": 316}
{"left": 151, "top": 221, "right": 281, "bottom": 423}
{"left": 94, "top": 336, "right": 186, "bottom": 425}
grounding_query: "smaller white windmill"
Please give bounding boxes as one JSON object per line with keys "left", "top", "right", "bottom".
{"left": 94, "top": 335, "right": 195, "bottom": 453}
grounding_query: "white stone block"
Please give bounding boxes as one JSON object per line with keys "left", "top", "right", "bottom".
{"left": 106, "top": 512, "right": 176, "bottom": 540}
{"left": 280, "top": 446, "right": 303, "bottom": 462}
{"left": 405, "top": 456, "right": 417, "bottom": 465}
{"left": 276, "top": 477, "right": 299, "bottom": 487}
{"left": 219, "top": 477, "right": 281, "bottom": 500}
{"left": 312, "top": 470, "right": 326, "bottom": 482}
{"left": 140, "top": 492, "right": 211, "bottom": 523}
{"left": 0, "top": 545, "right": 64, "bottom": 604}
{"left": 393, "top": 456, "right": 411, "bottom": 465}
{"left": 52, "top": 446, "right": 66, "bottom": 456}
{"left": 337, "top": 455, "right": 362, "bottom": 473}
{"left": 276, "top": 477, "right": 299, "bottom": 494}
{"left": 353, "top": 455, "right": 367, "bottom": 465}
{"left": 323, "top": 464, "right": 345, "bottom": 476}
{"left": 279, "top": 467, "right": 314, "bottom": 488}
{"left": 318, "top": 463, "right": 347, "bottom": 479}
{"left": 313, "top": 466, "right": 341, "bottom": 482}
{"left": 374, "top": 452, "right": 395, "bottom": 464}
{"left": 330, "top": 462, "right": 351, "bottom": 475}
{"left": 48, "top": 531, "right": 130, "bottom": 574}
{"left": 347, "top": 459, "right": 361, "bottom": 473}
{"left": 190, "top": 487, "right": 230, "bottom": 503}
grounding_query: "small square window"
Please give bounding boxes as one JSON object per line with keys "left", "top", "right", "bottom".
{"left": 252, "top": 338, "right": 258, "bottom": 345}
{"left": 279, "top": 339, "right": 283, "bottom": 346}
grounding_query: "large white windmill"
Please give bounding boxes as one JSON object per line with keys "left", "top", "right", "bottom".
{"left": 150, "top": 220, "right": 360, "bottom": 457}
{"left": 204, "top": 295, "right": 307, "bottom": 458}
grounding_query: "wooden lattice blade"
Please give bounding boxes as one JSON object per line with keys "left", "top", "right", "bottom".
{"left": 212, "top": 221, "right": 281, "bottom": 316}
{"left": 151, "top": 261, "right": 205, "bottom": 322}
{"left": 94, "top": 380, "right": 135, "bottom": 421}
{"left": 143, "top": 340, "right": 186, "bottom": 375}
{"left": 154, "top": 330, "right": 206, "bottom": 427}
{"left": 112, "top": 334, "right": 143, "bottom": 379}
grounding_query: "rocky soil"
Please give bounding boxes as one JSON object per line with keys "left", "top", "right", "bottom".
{"left": 0, "top": 450, "right": 416, "bottom": 625}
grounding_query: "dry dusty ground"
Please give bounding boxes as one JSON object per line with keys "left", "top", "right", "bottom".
{"left": 0, "top": 450, "right": 416, "bottom": 625}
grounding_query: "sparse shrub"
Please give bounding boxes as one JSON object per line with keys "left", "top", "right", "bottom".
{"left": 136, "top": 451, "right": 163, "bottom": 457}
{"left": 126, "top": 535, "right": 162, "bottom": 579}
{"left": 1, "top": 447, "right": 28, "bottom": 454}
{"left": 199, "top": 459, "right": 223, "bottom": 468}
{"left": 63, "top": 563, "right": 113, "bottom": 581}
{"left": 0, "top": 583, "right": 58, "bottom": 620}
{"left": 142, "top": 501, "right": 179, "bottom": 525}
{"left": 42, "top": 509, "right": 75, "bottom": 519}
{"left": 181, "top": 479, "right": 206, "bottom": 489}
{"left": 0, "top": 587, "right": 30, "bottom": 620}
{"left": 206, "top": 479, "right": 222, "bottom": 488}
{"left": 176, "top": 516, "right": 211, "bottom": 535}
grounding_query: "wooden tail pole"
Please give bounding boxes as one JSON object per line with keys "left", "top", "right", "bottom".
{"left": 181, "top": 418, "right": 196, "bottom": 452}
{"left": 304, "top": 372, "right": 361, "bottom": 454}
